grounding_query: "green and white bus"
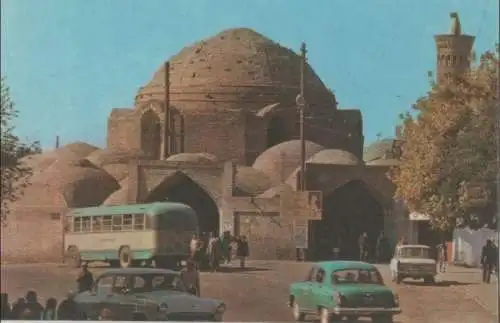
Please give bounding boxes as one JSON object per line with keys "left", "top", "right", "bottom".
{"left": 64, "top": 202, "right": 198, "bottom": 268}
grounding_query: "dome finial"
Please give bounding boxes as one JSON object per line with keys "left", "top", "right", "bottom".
{"left": 449, "top": 12, "right": 461, "bottom": 35}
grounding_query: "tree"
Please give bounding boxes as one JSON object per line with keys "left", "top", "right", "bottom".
{"left": 390, "top": 49, "right": 498, "bottom": 231}
{"left": 1, "top": 78, "right": 39, "bottom": 225}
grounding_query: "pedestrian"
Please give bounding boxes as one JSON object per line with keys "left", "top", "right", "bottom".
{"left": 99, "top": 308, "right": 114, "bottom": 320}
{"left": 77, "top": 262, "right": 94, "bottom": 292}
{"left": 376, "top": 231, "right": 389, "bottom": 263}
{"left": 189, "top": 234, "right": 199, "bottom": 260}
{"left": 481, "top": 239, "right": 497, "bottom": 283}
{"left": 236, "top": 235, "right": 249, "bottom": 268}
{"left": 207, "top": 232, "right": 221, "bottom": 272}
{"left": 11, "top": 297, "right": 26, "bottom": 319}
{"left": 42, "top": 298, "right": 58, "bottom": 320}
{"left": 57, "top": 292, "right": 80, "bottom": 320}
{"left": 24, "top": 290, "right": 44, "bottom": 320}
{"left": 180, "top": 260, "right": 201, "bottom": 296}
{"left": 220, "top": 231, "right": 232, "bottom": 264}
{"left": 1, "top": 293, "right": 12, "bottom": 320}
{"left": 436, "top": 242, "right": 448, "bottom": 273}
{"left": 358, "top": 232, "right": 368, "bottom": 262}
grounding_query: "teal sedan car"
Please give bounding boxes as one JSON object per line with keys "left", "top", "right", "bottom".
{"left": 289, "top": 261, "right": 401, "bottom": 323}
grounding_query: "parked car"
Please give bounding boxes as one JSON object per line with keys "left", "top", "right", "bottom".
{"left": 73, "top": 268, "right": 226, "bottom": 321}
{"left": 390, "top": 244, "right": 437, "bottom": 284}
{"left": 289, "top": 261, "right": 401, "bottom": 323}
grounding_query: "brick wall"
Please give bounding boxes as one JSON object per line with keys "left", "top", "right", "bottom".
{"left": 1, "top": 207, "right": 66, "bottom": 263}
{"left": 107, "top": 109, "right": 141, "bottom": 152}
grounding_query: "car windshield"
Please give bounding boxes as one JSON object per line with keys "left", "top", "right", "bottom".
{"left": 331, "top": 268, "right": 384, "bottom": 285}
{"left": 122, "top": 273, "right": 187, "bottom": 293}
{"left": 399, "top": 247, "right": 431, "bottom": 258}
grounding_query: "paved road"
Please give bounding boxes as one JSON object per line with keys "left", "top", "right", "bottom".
{"left": 1, "top": 261, "right": 496, "bottom": 322}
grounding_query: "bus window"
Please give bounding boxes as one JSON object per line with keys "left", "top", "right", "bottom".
{"left": 82, "top": 217, "right": 92, "bottom": 232}
{"left": 93, "top": 216, "right": 103, "bottom": 232}
{"left": 102, "top": 216, "right": 112, "bottom": 231}
{"left": 112, "top": 215, "right": 122, "bottom": 231}
{"left": 123, "top": 214, "right": 133, "bottom": 230}
{"left": 74, "top": 217, "right": 82, "bottom": 232}
{"left": 134, "top": 214, "right": 145, "bottom": 230}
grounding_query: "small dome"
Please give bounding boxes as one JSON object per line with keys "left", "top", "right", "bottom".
{"left": 30, "top": 159, "right": 120, "bottom": 207}
{"left": 103, "top": 183, "right": 129, "bottom": 206}
{"left": 102, "top": 163, "right": 130, "bottom": 182}
{"left": 253, "top": 140, "right": 324, "bottom": 182}
{"left": 12, "top": 183, "right": 68, "bottom": 208}
{"left": 234, "top": 166, "right": 279, "bottom": 196}
{"left": 307, "top": 149, "right": 361, "bottom": 165}
{"left": 367, "top": 159, "right": 400, "bottom": 166}
{"left": 57, "top": 142, "right": 99, "bottom": 157}
{"left": 258, "top": 183, "right": 293, "bottom": 198}
{"left": 86, "top": 149, "right": 150, "bottom": 167}
{"left": 166, "top": 153, "right": 218, "bottom": 164}
{"left": 364, "top": 139, "right": 400, "bottom": 163}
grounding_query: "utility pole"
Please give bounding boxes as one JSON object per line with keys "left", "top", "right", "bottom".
{"left": 162, "top": 61, "right": 171, "bottom": 160}
{"left": 295, "top": 42, "right": 307, "bottom": 262}
{"left": 495, "top": 45, "right": 500, "bottom": 323}
{"left": 298, "top": 42, "right": 307, "bottom": 191}
{"left": 55, "top": 135, "right": 60, "bottom": 149}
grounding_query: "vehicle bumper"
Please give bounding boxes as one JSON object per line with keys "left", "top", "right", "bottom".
{"left": 332, "top": 307, "right": 401, "bottom": 316}
{"left": 399, "top": 271, "right": 436, "bottom": 277}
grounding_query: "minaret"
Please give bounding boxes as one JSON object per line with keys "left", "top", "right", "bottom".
{"left": 55, "top": 135, "right": 60, "bottom": 149}
{"left": 434, "top": 12, "right": 475, "bottom": 85}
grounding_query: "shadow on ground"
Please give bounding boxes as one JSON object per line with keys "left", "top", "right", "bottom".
{"left": 209, "top": 266, "right": 271, "bottom": 273}
{"left": 403, "top": 280, "right": 477, "bottom": 287}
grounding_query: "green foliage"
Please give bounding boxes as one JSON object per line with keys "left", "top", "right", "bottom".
{"left": 1, "top": 78, "right": 39, "bottom": 225}
{"left": 390, "top": 50, "right": 498, "bottom": 231}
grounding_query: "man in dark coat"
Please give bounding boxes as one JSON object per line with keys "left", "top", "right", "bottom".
{"left": 236, "top": 235, "right": 249, "bottom": 268}
{"left": 376, "top": 231, "right": 390, "bottom": 263}
{"left": 358, "top": 232, "right": 368, "bottom": 261}
{"left": 481, "top": 239, "right": 497, "bottom": 283}
{"left": 77, "top": 263, "right": 94, "bottom": 292}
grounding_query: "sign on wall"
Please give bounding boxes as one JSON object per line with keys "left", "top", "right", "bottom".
{"left": 293, "top": 219, "right": 308, "bottom": 248}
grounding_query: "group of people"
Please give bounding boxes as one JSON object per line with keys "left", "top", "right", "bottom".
{"left": 357, "top": 231, "right": 391, "bottom": 263}
{"left": 189, "top": 231, "right": 250, "bottom": 272}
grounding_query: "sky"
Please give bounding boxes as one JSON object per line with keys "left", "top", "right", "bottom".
{"left": 1, "top": 0, "right": 498, "bottom": 150}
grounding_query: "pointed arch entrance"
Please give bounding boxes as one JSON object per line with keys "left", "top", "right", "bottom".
{"left": 309, "top": 180, "right": 385, "bottom": 261}
{"left": 145, "top": 172, "right": 220, "bottom": 235}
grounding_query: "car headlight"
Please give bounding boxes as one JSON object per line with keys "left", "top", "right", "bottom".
{"left": 216, "top": 303, "right": 226, "bottom": 313}
{"left": 392, "top": 292, "right": 399, "bottom": 306}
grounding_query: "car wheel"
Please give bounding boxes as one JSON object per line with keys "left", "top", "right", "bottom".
{"left": 371, "top": 314, "right": 394, "bottom": 323}
{"left": 292, "top": 301, "right": 305, "bottom": 321}
{"left": 119, "top": 246, "right": 133, "bottom": 268}
{"left": 65, "top": 246, "right": 81, "bottom": 268}
{"left": 319, "top": 307, "right": 330, "bottom": 323}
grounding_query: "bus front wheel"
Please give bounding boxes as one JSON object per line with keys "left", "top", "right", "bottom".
{"left": 119, "top": 246, "right": 133, "bottom": 268}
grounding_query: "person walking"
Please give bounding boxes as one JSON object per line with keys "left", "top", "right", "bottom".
{"left": 481, "top": 239, "right": 497, "bottom": 283}
{"left": 77, "top": 263, "right": 94, "bottom": 293}
{"left": 180, "top": 260, "right": 201, "bottom": 296}
{"left": 207, "top": 233, "right": 221, "bottom": 272}
{"left": 436, "top": 242, "right": 448, "bottom": 273}
{"left": 376, "top": 231, "right": 389, "bottom": 263}
{"left": 189, "top": 234, "right": 199, "bottom": 260}
{"left": 236, "top": 236, "right": 249, "bottom": 269}
{"left": 358, "top": 232, "right": 368, "bottom": 262}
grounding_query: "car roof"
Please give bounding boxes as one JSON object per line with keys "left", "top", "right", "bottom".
{"left": 98, "top": 268, "right": 179, "bottom": 276}
{"left": 316, "top": 261, "right": 376, "bottom": 271}
{"left": 397, "top": 244, "right": 431, "bottom": 249}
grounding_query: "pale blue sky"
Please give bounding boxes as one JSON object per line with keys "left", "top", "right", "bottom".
{"left": 1, "top": 0, "right": 498, "bottom": 150}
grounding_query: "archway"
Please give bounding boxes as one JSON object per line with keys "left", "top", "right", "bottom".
{"left": 309, "top": 180, "right": 385, "bottom": 261}
{"left": 266, "top": 115, "right": 287, "bottom": 148}
{"left": 141, "top": 109, "right": 162, "bottom": 159}
{"left": 145, "top": 172, "right": 220, "bottom": 235}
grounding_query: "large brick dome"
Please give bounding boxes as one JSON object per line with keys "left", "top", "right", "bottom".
{"left": 135, "top": 28, "right": 336, "bottom": 113}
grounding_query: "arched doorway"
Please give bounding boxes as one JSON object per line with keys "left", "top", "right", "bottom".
{"left": 145, "top": 172, "right": 220, "bottom": 235}
{"left": 141, "top": 109, "right": 162, "bottom": 159}
{"left": 266, "top": 115, "right": 287, "bottom": 148}
{"left": 309, "top": 180, "right": 385, "bottom": 261}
